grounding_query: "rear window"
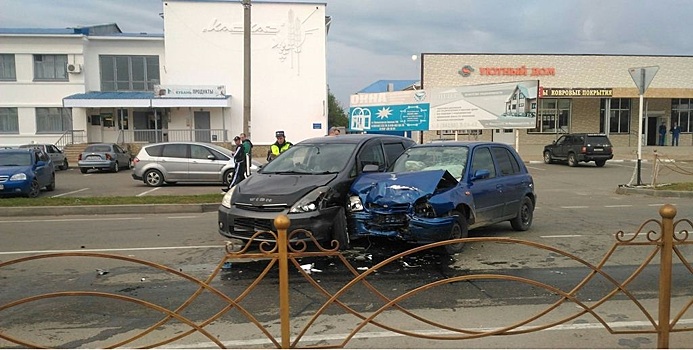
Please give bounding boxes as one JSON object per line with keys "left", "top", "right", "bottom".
{"left": 84, "top": 145, "right": 113, "bottom": 152}
{"left": 144, "top": 145, "right": 164, "bottom": 157}
{"left": 586, "top": 136, "right": 611, "bottom": 144}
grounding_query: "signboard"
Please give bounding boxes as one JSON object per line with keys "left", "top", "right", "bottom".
{"left": 349, "top": 81, "right": 539, "bottom": 132}
{"left": 628, "top": 66, "right": 659, "bottom": 95}
{"left": 154, "top": 85, "right": 226, "bottom": 98}
{"left": 540, "top": 87, "right": 612, "bottom": 97}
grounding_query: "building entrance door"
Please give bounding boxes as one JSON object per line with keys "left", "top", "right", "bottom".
{"left": 194, "top": 111, "right": 211, "bottom": 142}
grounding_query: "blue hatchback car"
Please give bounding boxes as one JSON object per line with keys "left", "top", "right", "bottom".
{"left": 0, "top": 148, "right": 56, "bottom": 198}
{"left": 347, "top": 141, "right": 536, "bottom": 254}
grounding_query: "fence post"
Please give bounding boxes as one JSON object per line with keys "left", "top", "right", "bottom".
{"left": 275, "top": 215, "right": 291, "bottom": 348}
{"left": 658, "top": 204, "right": 676, "bottom": 348}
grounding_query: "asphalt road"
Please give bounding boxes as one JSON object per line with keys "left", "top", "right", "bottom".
{"left": 1, "top": 161, "right": 693, "bottom": 348}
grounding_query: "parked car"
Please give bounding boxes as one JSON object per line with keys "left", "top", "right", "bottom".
{"left": 19, "top": 143, "right": 69, "bottom": 170}
{"left": 543, "top": 133, "right": 613, "bottom": 167}
{"left": 78, "top": 143, "right": 132, "bottom": 173}
{"left": 0, "top": 148, "right": 55, "bottom": 198}
{"left": 132, "top": 141, "right": 261, "bottom": 187}
{"left": 218, "top": 134, "right": 416, "bottom": 247}
{"left": 347, "top": 141, "right": 536, "bottom": 254}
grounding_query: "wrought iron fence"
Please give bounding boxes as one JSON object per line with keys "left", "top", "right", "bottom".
{"left": 0, "top": 205, "right": 691, "bottom": 348}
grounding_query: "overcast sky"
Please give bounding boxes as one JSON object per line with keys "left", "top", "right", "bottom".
{"left": 2, "top": 0, "right": 693, "bottom": 107}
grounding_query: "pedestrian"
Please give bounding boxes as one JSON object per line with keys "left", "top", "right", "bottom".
{"left": 240, "top": 132, "right": 253, "bottom": 176}
{"left": 670, "top": 122, "right": 681, "bottom": 146}
{"left": 267, "top": 130, "right": 293, "bottom": 162}
{"left": 328, "top": 126, "right": 341, "bottom": 136}
{"left": 222, "top": 136, "right": 246, "bottom": 192}
{"left": 658, "top": 121, "right": 667, "bottom": 146}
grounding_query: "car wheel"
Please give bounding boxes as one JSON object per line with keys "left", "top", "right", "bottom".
{"left": 510, "top": 196, "right": 534, "bottom": 231}
{"left": 80, "top": 167, "right": 88, "bottom": 174}
{"left": 332, "top": 207, "right": 350, "bottom": 250}
{"left": 125, "top": 159, "right": 132, "bottom": 170}
{"left": 26, "top": 180, "right": 41, "bottom": 198}
{"left": 60, "top": 159, "right": 69, "bottom": 170}
{"left": 144, "top": 169, "right": 164, "bottom": 187}
{"left": 46, "top": 174, "right": 56, "bottom": 191}
{"left": 543, "top": 151, "right": 553, "bottom": 164}
{"left": 445, "top": 210, "right": 468, "bottom": 255}
{"left": 112, "top": 162, "right": 120, "bottom": 173}
{"left": 595, "top": 160, "right": 606, "bottom": 167}
{"left": 567, "top": 153, "right": 578, "bottom": 167}
{"left": 223, "top": 169, "right": 234, "bottom": 185}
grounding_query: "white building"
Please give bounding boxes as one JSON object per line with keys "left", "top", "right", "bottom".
{"left": 0, "top": 0, "right": 329, "bottom": 149}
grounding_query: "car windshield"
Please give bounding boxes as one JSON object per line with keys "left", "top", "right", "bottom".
{"left": 261, "top": 143, "right": 357, "bottom": 174}
{"left": 391, "top": 145, "right": 469, "bottom": 180}
{"left": 0, "top": 153, "right": 32, "bottom": 166}
{"left": 85, "top": 145, "right": 113, "bottom": 152}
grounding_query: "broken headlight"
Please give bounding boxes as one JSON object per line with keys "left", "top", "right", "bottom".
{"left": 414, "top": 201, "right": 436, "bottom": 218}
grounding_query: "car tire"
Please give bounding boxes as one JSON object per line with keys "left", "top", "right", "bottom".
{"left": 445, "top": 210, "right": 468, "bottom": 255}
{"left": 126, "top": 159, "right": 132, "bottom": 170}
{"left": 223, "top": 169, "right": 234, "bottom": 186}
{"left": 144, "top": 169, "right": 164, "bottom": 187}
{"left": 567, "top": 153, "right": 578, "bottom": 167}
{"left": 26, "top": 179, "right": 41, "bottom": 198}
{"left": 510, "top": 196, "right": 534, "bottom": 231}
{"left": 46, "top": 174, "right": 56, "bottom": 191}
{"left": 332, "top": 207, "right": 350, "bottom": 250}
{"left": 112, "top": 162, "right": 120, "bottom": 173}
{"left": 595, "top": 160, "right": 606, "bottom": 167}
{"left": 80, "top": 167, "right": 88, "bottom": 174}
{"left": 165, "top": 181, "right": 178, "bottom": 185}
{"left": 543, "top": 151, "right": 553, "bottom": 164}
{"left": 60, "top": 160, "right": 69, "bottom": 170}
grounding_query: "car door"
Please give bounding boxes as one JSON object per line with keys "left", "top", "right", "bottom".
{"left": 33, "top": 150, "right": 51, "bottom": 186}
{"left": 113, "top": 144, "right": 130, "bottom": 167}
{"left": 553, "top": 135, "right": 570, "bottom": 159}
{"left": 491, "top": 146, "right": 526, "bottom": 219}
{"left": 160, "top": 143, "right": 190, "bottom": 181}
{"left": 188, "top": 144, "right": 229, "bottom": 181}
{"left": 467, "top": 146, "right": 504, "bottom": 224}
{"left": 46, "top": 145, "right": 62, "bottom": 165}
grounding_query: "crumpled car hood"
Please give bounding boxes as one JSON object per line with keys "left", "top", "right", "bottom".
{"left": 351, "top": 169, "right": 457, "bottom": 207}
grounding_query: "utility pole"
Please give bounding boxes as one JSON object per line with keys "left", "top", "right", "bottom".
{"left": 242, "top": 0, "right": 251, "bottom": 139}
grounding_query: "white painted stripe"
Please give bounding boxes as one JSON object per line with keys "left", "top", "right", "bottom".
{"left": 540, "top": 235, "right": 582, "bottom": 238}
{"left": 604, "top": 205, "right": 633, "bottom": 208}
{"left": 560, "top": 206, "right": 589, "bottom": 209}
{"left": 137, "top": 187, "right": 161, "bottom": 197}
{"left": 50, "top": 188, "right": 90, "bottom": 198}
{"left": 173, "top": 319, "right": 693, "bottom": 348}
{"left": 0, "top": 217, "right": 143, "bottom": 224}
{"left": 526, "top": 165, "right": 546, "bottom": 170}
{"left": 167, "top": 215, "right": 199, "bottom": 219}
{"left": 0, "top": 245, "right": 222, "bottom": 256}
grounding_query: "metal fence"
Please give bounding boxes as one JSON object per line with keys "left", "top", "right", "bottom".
{"left": 117, "top": 129, "right": 229, "bottom": 144}
{"left": 0, "top": 205, "right": 691, "bottom": 348}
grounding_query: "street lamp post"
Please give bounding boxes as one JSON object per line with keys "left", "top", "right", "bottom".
{"left": 242, "top": 0, "right": 251, "bottom": 139}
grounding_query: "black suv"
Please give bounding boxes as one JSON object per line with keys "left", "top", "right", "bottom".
{"left": 218, "top": 134, "right": 416, "bottom": 247}
{"left": 543, "top": 133, "right": 613, "bottom": 167}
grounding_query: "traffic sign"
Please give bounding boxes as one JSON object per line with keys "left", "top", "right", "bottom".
{"left": 628, "top": 66, "right": 659, "bottom": 95}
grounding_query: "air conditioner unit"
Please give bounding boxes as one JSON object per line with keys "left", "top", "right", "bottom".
{"left": 66, "top": 63, "right": 82, "bottom": 74}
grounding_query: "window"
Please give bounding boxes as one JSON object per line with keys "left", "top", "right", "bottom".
{"left": 600, "top": 98, "right": 631, "bottom": 133}
{"left": 530, "top": 99, "right": 571, "bottom": 133}
{"left": 0, "top": 108, "right": 19, "bottom": 133}
{"left": 470, "top": 147, "right": 496, "bottom": 179}
{"left": 383, "top": 142, "right": 406, "bottom": 164}
{"left": 0, "top": 54, "right": 16, "bottom": 80}
{"left": 36, "top": 107, "right": 72, "bottom": 133}
{"left": 491, "top": 147, "right": 520, "bottom": 176}
{"left": 671, "top": 99, "right": 693, "bottom": 133}
{"left": 100, "top": 55, "right": 160, "bottom": 91}
{"left": 33, "top": 54, "right": 68, "bottom": 80}
{"left": 358, "top": 141, "right": 385, "bottom": 172}
{"left": 162, "top": 144, "right": 188, "bottom": 158}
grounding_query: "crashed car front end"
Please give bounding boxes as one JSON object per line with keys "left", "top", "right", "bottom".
{"left": 347, "top": 169, "right": 469, "bottom": 244}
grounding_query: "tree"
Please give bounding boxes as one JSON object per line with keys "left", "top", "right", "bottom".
{"left": 328, "top": 90, "right": 348, "bottom": 128}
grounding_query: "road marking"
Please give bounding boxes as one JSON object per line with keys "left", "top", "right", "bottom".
{"left": 560, "top": 206, "right": 589, "bottom": 209}
{"left": 604, "top": 205, "right": 633, "bottom": 208}
{"left": 0, "top": 245, "right": 223, "bottom": 256}
{"left": 50, "top": 188, "right": 90, "bottom": 198}
{"left": 167, "top": 215, "right": 199, "bottom": 219}
{"left": 0, "top": 217, "right": 143, "bottom": 223}
{"left": 137, "top": 187, "right": 161, "bottom": 197}
{"left": 540, "top": 235, "right": 582, "bottom": 238}
{"left": 526, "top": 165, "right": 546, "bottom": 171}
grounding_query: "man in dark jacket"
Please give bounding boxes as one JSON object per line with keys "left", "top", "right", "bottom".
{"left": 223, "top": 136, "right": 247, "bottom": 192}
{"left": 240, "top": 132, "right": 252, "bottom": 177}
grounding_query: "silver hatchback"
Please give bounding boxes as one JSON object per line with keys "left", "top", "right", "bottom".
{"left": 132, "top": 142, "right": 249, "bottom": 187}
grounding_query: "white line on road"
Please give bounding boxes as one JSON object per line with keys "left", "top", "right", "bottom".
{"left": 137, "top": 187, "right": 161, "bottom": 197}
{"left": 0, "top": 217, "right": 143, "bottom": 223}
{"left": 50, "top": 188, "right": 90, "bottom": 198}
{"left": 604, "top": 205, "right": 633, "bottom": 208}
{"left": 560, "top": 206, "right": 589, "bottom": 209}
{"left": 540, "top": 235, "right": 583, "bottom": 238}
{"left": 526, "top": 165, "right": 546, "bottom": 171}
{"left": 0, "top": 245, "right": 223, "bottom": 256}
{"left": 167, "top": 215, "right": 199, "bottom": 219}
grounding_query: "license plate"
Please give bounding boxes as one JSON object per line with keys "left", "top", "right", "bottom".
{"left": 87, "top": 155, "right": 100, "bottom": 160}
{"left": 594, "top": 148, "right": 603, "bottom": 151}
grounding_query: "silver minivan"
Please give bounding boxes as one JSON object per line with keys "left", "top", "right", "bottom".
{"left": 132, "top": 142, "right": 254, "bottom": 187}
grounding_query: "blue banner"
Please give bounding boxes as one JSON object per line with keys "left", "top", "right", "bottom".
{"left": 349, "top": 103, "right": 430, "bottom": 132}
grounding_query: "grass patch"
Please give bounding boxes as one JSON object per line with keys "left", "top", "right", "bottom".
{"left": 656, "top": 182, "right": 693, "bottom": 191}
{"left": 0, "top": 193, "right": 224, "bottom": 207}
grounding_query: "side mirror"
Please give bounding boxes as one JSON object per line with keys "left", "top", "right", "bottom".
{"left": 207, "top": 154, "right": 216, "bottom": 160}
{"left": 362, "top": 164, "right": 379, "bottom": 173}
{"left": 36, "top": 160, "right": 47, "bottom": 167}
{"left": 471, "top": 169, "right": 490, "bottom": 181}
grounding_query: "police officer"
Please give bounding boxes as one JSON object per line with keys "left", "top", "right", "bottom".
{"left": 223, "top": 136, "right": 247, "bottom": 192}
{"left": 267, "top": 130, "right": 292, "bottom": 162}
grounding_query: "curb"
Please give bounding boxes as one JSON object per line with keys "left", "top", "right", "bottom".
{"left": 0, "top": 203, "right": 220, "bottom": 217}
{"left": 615, "top": 187, "right": 693, "bottom": 198}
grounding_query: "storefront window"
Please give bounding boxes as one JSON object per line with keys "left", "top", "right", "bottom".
{"left": 600, "top": 98, "right": 631, "bottom": 134}
{"left": 671, "top": 98, "right": 692, "bottom": 133}
{"left": 529, "top": 98, "right": 570, "bottom": 133}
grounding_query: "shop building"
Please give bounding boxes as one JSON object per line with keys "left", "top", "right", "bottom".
{"left": 0, "top": 1, "right": 329, "bottom": 149}
{"left": 420, "top": 53, "right": 693, "bottom": 147}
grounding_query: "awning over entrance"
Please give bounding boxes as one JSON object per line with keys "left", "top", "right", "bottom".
{"left": 62, "top": 91, "right": 232, "bottom": 108}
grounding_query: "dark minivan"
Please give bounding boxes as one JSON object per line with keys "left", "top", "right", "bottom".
{"left": 218, "top": 134, "right": 416, "bottom": 247}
